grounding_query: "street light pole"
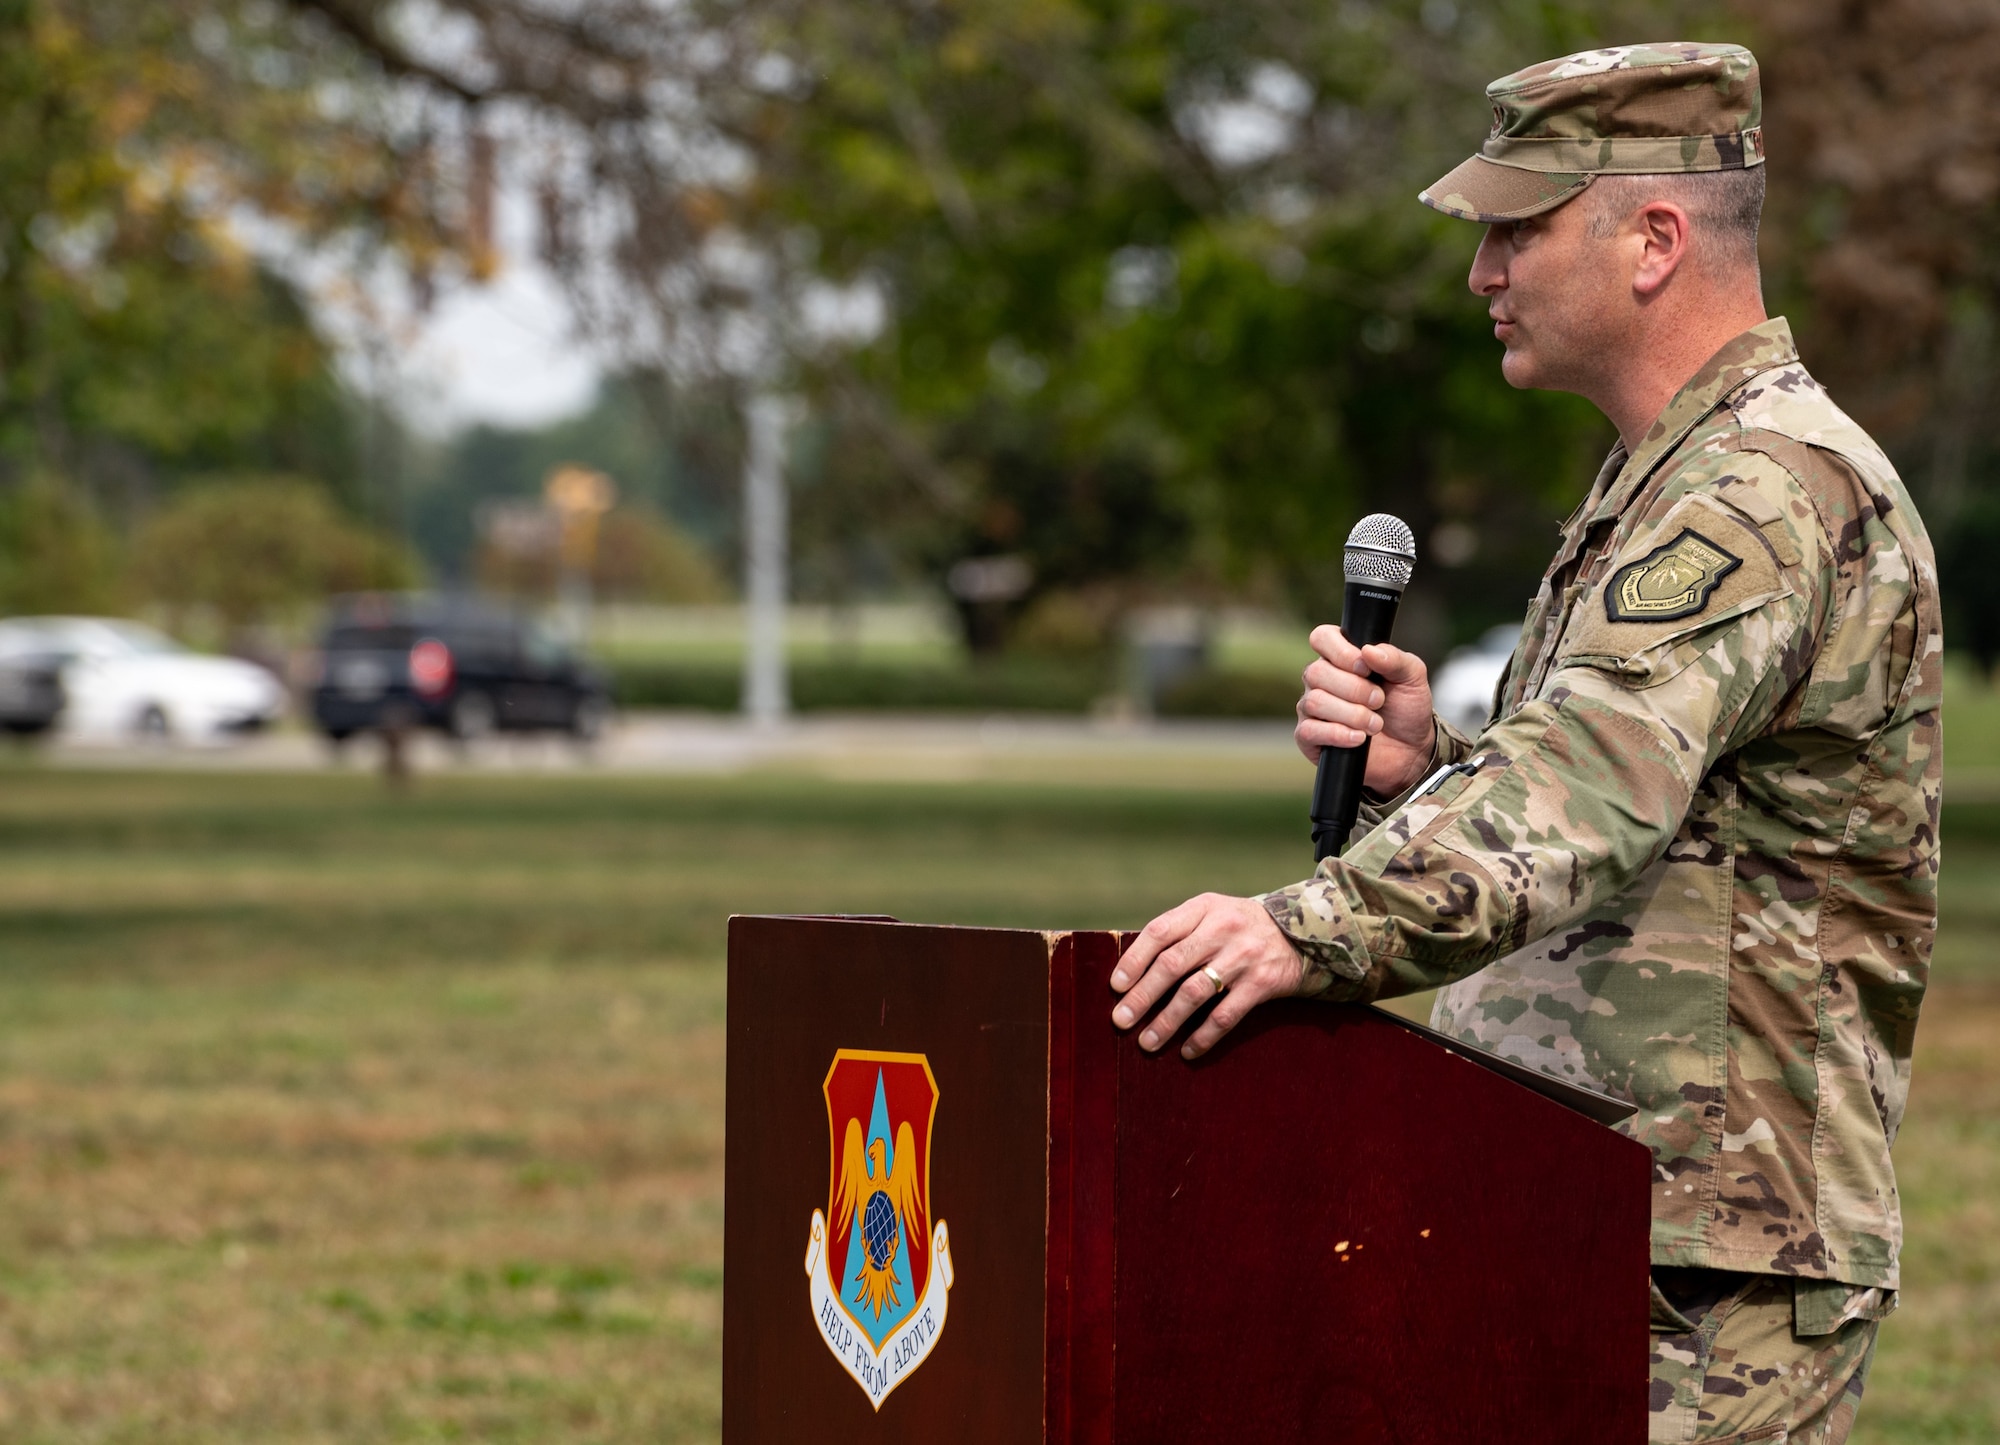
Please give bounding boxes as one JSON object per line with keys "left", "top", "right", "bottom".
{"left": 742, "top": 390, "right": 791, "bottom": 728}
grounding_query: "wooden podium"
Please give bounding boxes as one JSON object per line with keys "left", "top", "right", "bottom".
{"left": 724, "top": 916, "right": 1651, "bottom": 1443}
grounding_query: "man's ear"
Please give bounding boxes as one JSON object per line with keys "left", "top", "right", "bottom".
{"left": 1630, "top": 201, "right": 1692, "bottom": 297}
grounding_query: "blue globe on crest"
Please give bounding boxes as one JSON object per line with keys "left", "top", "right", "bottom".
{"left": 861, "top": 1188, "right": 899, "bottom": 1271}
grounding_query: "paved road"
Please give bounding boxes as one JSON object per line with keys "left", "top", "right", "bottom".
{"left": 34, "top": 710, "right": 1311, "bottom": 792}
{"left": 49, "top": 712, "right": 2000, "bottom": 804}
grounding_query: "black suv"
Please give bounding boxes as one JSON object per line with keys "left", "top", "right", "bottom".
{"left": 310, "top": 594, "right": 611, "bottom": 743}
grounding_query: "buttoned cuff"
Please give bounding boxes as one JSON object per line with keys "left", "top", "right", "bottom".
{"left": 1259, "top": 876, "right": 1374, "bottom": 995}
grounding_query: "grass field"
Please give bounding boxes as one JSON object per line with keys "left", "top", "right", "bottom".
{"left": 0, "top": 765, "right": 1991, "bottom": 1441}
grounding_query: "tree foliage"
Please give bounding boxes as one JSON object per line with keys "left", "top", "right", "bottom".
{"left": 0, "top": 0, "right": 471, "bottom": 498}
{"left": 1734, "top": 0, "right": 2000, "bottom": 664}
{"left": 1748, "top": 0, "right": 2000, "bottom": 529}
{"left": 0, "top": 0, "right": 500, "bottom": 615}
{"left": 130, "top": 475, "right": 414, "bottom": 631}
{"left": 406, "top": 372, "right": 741, "bottom": 581}
{"left": 13, "top": 0, "right": 2000, "bottom": 656}
{"left": 0, "top": 477, "right": 126, "bottom": 614}
{"left": 472, "top": 504, "right": 727, "bottom": 606}
{"left": 737, "top": 0, "right": 1727, "bottom": 643}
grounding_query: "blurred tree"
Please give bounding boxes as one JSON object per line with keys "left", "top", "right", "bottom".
{"left": 473, "top": 503, "right": 726, "bottom": 605}
{"left": 1745, "top": 0, "right": 2000, "bottom": 665}
{"left": 1750, "top": 0, "right": 2000, "bottom": 494}
{"left": 91, "top": 0, "right": 1988, "bottom": 671}
{"left": 130, "top": 475, "right": 414, "bottom": 633}
{"left": 0, "top": 0, "right": 543, "bottom": 630}
{"left": 592, "top": 508, "right": 729, "bottom": 604}
{"left": 267, "top": 0, "right": 803, "bottom": 379}
{"left": 0, "top": 0, "right": 474, "bottom": 508}
{"left": 731, "top": 0, "right": 1744, "bottom": 647}
{"left": 251, "top": 0, "right": 1710, "bottom": 650}
{"left": 0, "top": 477, "right": 126, "bottom": 614}
{"left": 406, "top": 372, "right": 740, "bottom": 582}
{"left": 74, "top": 0, "right": 1993, "bottom": 669}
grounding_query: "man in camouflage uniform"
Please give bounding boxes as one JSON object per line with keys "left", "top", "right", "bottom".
{"left": 1108, "top": 43, "right": 1940, "bottom": 1444}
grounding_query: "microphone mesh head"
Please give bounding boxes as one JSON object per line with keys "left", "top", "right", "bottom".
{"left": 1343, "top": 513, "right": 1417, "bottom": 591}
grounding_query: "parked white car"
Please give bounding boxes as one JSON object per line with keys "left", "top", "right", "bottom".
{"left": 0, "top": 617, "right": 287, "bottom": 743}
{"left": 1430, "top": 622, "right": 1523, "bottom": 738}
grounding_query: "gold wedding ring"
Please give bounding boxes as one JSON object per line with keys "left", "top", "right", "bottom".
{"left": 1201, "top": 965, "right": 1226, "bottom": 996}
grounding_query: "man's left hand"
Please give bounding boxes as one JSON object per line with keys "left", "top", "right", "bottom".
{"left": 1110, "top": 894, "right": 1309, "bottom": 1059}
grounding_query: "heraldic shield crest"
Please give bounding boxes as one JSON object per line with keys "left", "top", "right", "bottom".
{"left": 1605, "top": 527, "right": 1742, "bottom": 622}
{"left": 803, "top": 1050, "right": 954, "bottom": 1410}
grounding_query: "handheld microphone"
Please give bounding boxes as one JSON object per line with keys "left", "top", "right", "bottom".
{"left": 1311, "top": 513, "right": 1418, "bottom": 862}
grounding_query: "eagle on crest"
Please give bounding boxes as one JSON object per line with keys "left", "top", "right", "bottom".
{"left": 833, "top": 1117, "right": 924, "bottom": 1321}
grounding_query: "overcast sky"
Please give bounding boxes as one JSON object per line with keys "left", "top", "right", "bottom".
{"left": 396, "top": 253, "right": 602, "bottom": 435}
{"left": 301, "top": 177, "right": 606, "bottom": 439}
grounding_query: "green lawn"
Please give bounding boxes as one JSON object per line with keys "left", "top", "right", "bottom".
{"left": 0, "top": 766, "right": 1989, "bottom": 1441}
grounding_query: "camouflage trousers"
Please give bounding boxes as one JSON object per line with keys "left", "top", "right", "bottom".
{"left": 1648, "top": 1268, "right": 1894, "bottom": 1443}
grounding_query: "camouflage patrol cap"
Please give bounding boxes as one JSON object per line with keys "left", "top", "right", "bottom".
{"left": 1421, "top": 43, "right": 1765, "bottom": 224}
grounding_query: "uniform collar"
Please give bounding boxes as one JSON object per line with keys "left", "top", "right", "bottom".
{"left": 1584, "top": 316, "right": 1799, "bottom": 528}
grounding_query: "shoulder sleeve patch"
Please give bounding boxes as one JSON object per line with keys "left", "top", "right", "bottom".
{"left": 1603, "top": 528, "right": 1742, "bottom": 623}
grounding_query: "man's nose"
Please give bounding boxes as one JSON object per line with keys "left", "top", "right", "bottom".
{"left": 1468, "top": 225, "right": 1508, "bottom": 296}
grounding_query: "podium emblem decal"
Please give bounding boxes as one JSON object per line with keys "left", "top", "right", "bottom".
{"left": 805, "top": 1049, "right": 954, "bottom": 1410}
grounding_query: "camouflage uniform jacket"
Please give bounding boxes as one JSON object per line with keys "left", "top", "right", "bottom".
{"left": 1262, "top": 318, "right": 1942, "bottom": 1289}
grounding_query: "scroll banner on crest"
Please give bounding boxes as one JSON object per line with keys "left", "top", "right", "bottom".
{"left": 804, "top": 1210, "right": 954, "bottom": 1409}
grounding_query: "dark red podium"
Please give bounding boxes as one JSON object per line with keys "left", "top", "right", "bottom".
{"left": 724, "top": 916, "right": 1651, "bottom": 1443}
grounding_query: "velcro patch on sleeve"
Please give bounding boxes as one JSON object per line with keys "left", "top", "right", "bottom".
{"left": 1558, "top": 494, "right": 1790, "bottom": 680}
{"left": 1603, "top": 528, "right": 1741, "bottom": 623}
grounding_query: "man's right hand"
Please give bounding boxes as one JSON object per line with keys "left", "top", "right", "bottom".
{"left": 1295, "top": 626, "right": 1437, "bottom": 799}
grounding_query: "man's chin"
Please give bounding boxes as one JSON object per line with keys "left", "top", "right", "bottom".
{"left": 1498, "top": 348, "right": 1540, "bottom": 391}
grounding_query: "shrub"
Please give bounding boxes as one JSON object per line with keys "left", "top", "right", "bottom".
{"left": 1155, "top": 668, "right": 1302, "bottom": 721}
{"left": 0, "top": 478, "right": 127, "bottom": 615}
{"left": 610, "top": 658, "right": 1106, "bottom": 714}
{"left": 132, "top": 476, "right": 415, "bottom": 630}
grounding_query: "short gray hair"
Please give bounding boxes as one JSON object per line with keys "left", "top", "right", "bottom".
{"left": 1584, "top": 168, "right": 1766, "bottom": 272}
